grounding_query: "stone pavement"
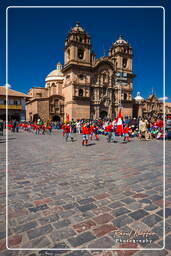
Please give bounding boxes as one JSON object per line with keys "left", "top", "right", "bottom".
{"left": 0, "top": 130, "right": 171, "bottom": 256}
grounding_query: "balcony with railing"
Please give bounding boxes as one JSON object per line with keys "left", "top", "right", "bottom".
{"left": 0, "top": 104, "right": 22, "bottom": 110}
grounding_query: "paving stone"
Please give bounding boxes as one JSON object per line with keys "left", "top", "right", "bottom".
{"left": 129, "top": 209, "right": 149, "bottom": 220}
{"left": 93, "top": 213, "right": 113, "bottom": 225}
{"left": 138, "top": 198, "right": 152, "bottom": 204}
{"left": 0, "top": 250, "right": 16, "bottom": 256}
{"left": 121, "top": 197, "right": 136, "bottom": 205}
{"left": 0, "top": 231, "right": 6, "bottom": 239}
{"left": 14, "top": 221, "right": 37, "bottom": 233}
{"left": 156, "top": 208, "right": 171, "bottom": 218}
{"left": 23, "top": 235, "right": 51, "bottom": 248}
{"left": 68, "top": 231, "right": 96, "bottom": 247}
{"left": 73, "top": 219, "right": 96, "bottom": 233}
{"left": 93, "top": 224, "right": 117, "bottom": 237}
{"left": 112, "top": 214, "right": 134, "bottom": 228}
{"left": 152, "top": 222, "right": 163, "bottom": 237}
{"left": 112, "top": 207, "right": 131, "bottom": 217}
{"left": 70, "top": 212, "right": 95, "bottom": 224}
{"left": 34, "top": 198, "right": 52, "bottom": 206}
{"left": 53, "top": 219, "right": 71, "bottom": 229}
{"left": 6, "top": 234, "right": 22, "bottom": 248}
{"left": 77, "top": 203, "right": 97, "bottom": 212}
{"left": 63, "top": 203, "right": 79, "bottom": 210}
{"left": 88, "top": 236, "right": 115, "bottom": 249}
{"left": 51, "top": 227, "right": 76, "bottom": 243}
{"left": 144, "top": 204, "right": 159, "bottom": 211}
{"left": 116, "top": 242, "right": 139, "bottom": 255}
{"left": 27, "top": 224, "right": 53, "bottom": 240}
{"left": 78, "top": 198, "right": 95, "bottom": 205}
{"left": 108, "top": 201, "right": 124, "bottom": 209}
{"left": 38, "top": 214, "right": 59, "bottom": 225}
{"left": 149, "top": 194, "right": 163, "bottom": 201}
{"left": 142, "top": 214, "right": 162, "bottom": 227}
{"left": 39, "top": 242, "right": 69, "bottom": 255}
{"left": 95, "top": 199, "right": 111, "bottom": 207}
{"left": 92, "top": 206, "right": 111, "bottom": 216}
{"left": 94, "top": 193, "right": 111, "bottom": 200}
{"left": 127, "top": 202, "right": 142, "bottom": 211}
{"left": 165, "top": 234, "right": 171, "bottom": 250}
{"left": 59, "top": 209, "right": 76, "bottom": 218}
{"left": 28, "top": 204, "right": 49, "bottom": 213}
{"left": 133, "top": 193, "right": 148, "bottom": 199}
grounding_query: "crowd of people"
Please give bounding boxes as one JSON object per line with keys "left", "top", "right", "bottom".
{"left": 61, "top": 116, "right": 165, "bottom": 145}
{"left": 1, "top": 114, "right": 169, "bottom": 146}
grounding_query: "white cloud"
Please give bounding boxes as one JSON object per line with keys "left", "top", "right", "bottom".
{"left": 159, "top": 96, "right": 168, "bottom": 101}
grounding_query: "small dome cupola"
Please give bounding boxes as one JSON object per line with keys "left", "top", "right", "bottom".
{"left": 45, "top": 62, "right": 64, "bottom": 85}
{"left": 134, "top": 92, "right": 144, "bottom": 102}
{"left": 71, "top": 22, "right": 85, "bottom": 33}
{"left": 114, "top": 34, "right": 128, "bottom": 45}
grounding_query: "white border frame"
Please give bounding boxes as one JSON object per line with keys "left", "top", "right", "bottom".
{"left": 5, "top": 5, "right": 165, "bottom": 251}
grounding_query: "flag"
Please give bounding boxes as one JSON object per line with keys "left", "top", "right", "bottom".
{"left": 66, "top": 113, "right": 70, "bottom": 122}
{"left": 116, "top": 110, "right": 123, "bottom": 135}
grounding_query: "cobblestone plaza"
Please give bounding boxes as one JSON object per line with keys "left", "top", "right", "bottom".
{"left": 0, "top": 131, "right": 171, "bottom": 255}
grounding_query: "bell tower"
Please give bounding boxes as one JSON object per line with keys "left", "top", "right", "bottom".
{"left": 63, "top": 22, "right": 92, "bottom": 120}
{"left": 64, "top": 22, "right": 91, "bottom": 66}
{"left": 108, "top": 34, "right": 135, "bottom": 117}
{"left": 109, "top": 34, "right": 133, "bottom": 72}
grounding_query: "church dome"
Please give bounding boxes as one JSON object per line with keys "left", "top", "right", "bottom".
{"left": 134, "top": 92, "right": 144, "bottom": 101}
{"left": 114, "top": 35, "right": 128, "bottom": 45}
{"left": 45, "top": 62, "right": 64, "bottom": 82}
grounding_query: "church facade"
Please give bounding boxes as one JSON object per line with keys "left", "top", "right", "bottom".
{"left": 26, "top": 22, "right": 135, "bottom": 122}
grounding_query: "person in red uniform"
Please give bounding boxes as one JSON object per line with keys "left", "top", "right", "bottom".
{"left": 42, "top": 124, "right": 46, "bottom": 135}
{"left": 90, "top": 124, "right": 99, "bottom": 140}
{"left": 105, "top": 122, "right": 113, "bottom": 142}
{"left": 82, "top": 124, "right": 89, "bottom": 146}
{"left": 123, "top": 124, "right": 130, "bottom": 142}
{"left": 62, "top": 123, "right": 66, "bottom": 136}
{"left": 64, "top": 124, "right": 71, "bottom": 142}
{"left": 90, "top": 124, "right": 95, "bottom": 140}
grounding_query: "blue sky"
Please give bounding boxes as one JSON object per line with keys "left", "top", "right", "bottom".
{"left": 0, "top": 0, "right": 170, "bottom": 101}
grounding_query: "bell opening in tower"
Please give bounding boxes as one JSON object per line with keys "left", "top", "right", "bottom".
{"left": 78, "top": 49, "right": 84, "bottom": 60}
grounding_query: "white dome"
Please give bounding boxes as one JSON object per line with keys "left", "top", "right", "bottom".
{"left": 135, "top": 92, "right": 144, "bottom": 101}
{"left": 114, "top": 35, "right": 128, "bottom": 45}
{"left": 45, "top": 62, "right": 64, "bottom": 82}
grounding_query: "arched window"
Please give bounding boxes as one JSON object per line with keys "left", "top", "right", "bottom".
{"left": 103, "top": 73, "right": 106, "bottom": 83}
{"left": 78, "top": 49, "right": 84, "bottom": 59}
{"left": 103, "top": 87, "right": 107, "bottom": 95}
{"left": 124, "top": 93, "right": 127, "bottom": 100}
{"left": 79, "top": 74, "right": 84, "bottom": 80}
{"left": 123, "top": 58, "right": 127, "bottom": 68}
{"left": 79, "top": 89, "right": 83, "bottom": 97}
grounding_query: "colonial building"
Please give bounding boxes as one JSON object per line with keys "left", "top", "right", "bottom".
{"left": 26, "top": 63, "right": 64, "bottom": 122}
{"left": 133, "top": 92, "right": 171, "bottom": 118}
{"left": 26, "top": 22, "right": 135, "bottom": 122}
{"left": 0, "top": 86, "right": 29, "bottom": 121}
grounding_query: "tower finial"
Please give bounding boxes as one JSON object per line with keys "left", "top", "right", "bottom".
{"left": 76, "top": 21, "right": 80, "bottom": 27}
{"left": 118, "top": 34, "right": 122, "bottom": 40}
